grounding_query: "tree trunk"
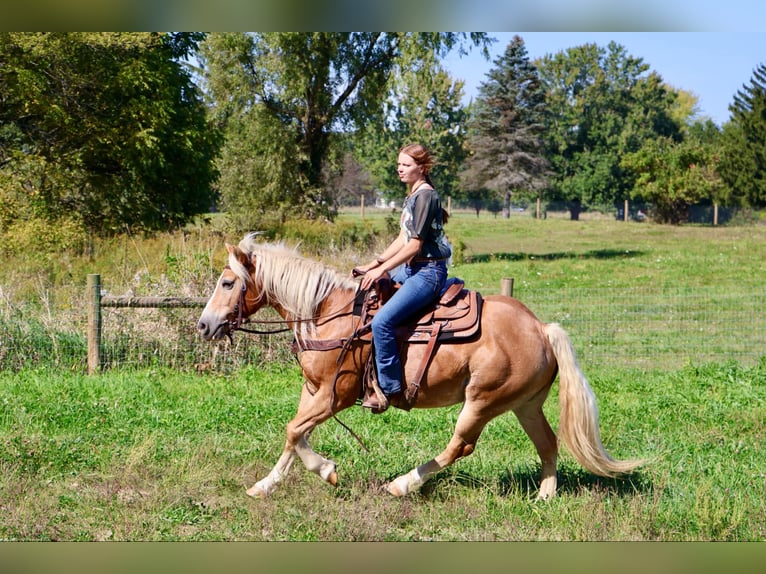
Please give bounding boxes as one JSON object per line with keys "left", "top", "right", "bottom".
{"left": 503, "top": 190, "right": 512, "bottom": 219}
{"left": 569, "top": 199, "right": 581, "bottom": 221}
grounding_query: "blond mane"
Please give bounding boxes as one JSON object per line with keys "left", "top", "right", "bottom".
{"left": 228, "top": 234, "right": 357, "bottom": 338}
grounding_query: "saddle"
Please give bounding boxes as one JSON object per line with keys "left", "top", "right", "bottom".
{"left": 356, "top": 275, "right": 483, "bottom": 409}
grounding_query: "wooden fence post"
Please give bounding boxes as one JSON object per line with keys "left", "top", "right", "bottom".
{"left": 87, "top": 273, "right": 102, "bottom": 374}
{"left": 501, "top": 277, "right": 514, "bottom": 297}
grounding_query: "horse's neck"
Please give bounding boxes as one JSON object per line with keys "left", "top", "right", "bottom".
{"left": 302, "top": 287, "right": 355, "bottom": 338}
{"left": 265, "top": 285, "right": 356, "bottom": 337}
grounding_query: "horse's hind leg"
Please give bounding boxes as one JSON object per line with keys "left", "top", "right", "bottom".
{"left": 386, "top": 401, "right": 490, "bottom": 497}
{"left": 515, "top": 403, "right": 558, "bottom": 500}
{"left": 246, "top": 382, "right": 340, "bottom": 498}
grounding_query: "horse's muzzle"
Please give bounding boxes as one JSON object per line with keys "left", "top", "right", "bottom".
{"left": 197, "top": 318, "right": 229, "bottom": 341}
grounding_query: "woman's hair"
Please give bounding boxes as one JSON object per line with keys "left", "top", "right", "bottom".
{"left": 400, "top": 143, "right": 436, "bottom": 185}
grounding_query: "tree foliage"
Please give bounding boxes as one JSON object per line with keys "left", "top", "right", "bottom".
{"left": 0, "top": 32, "right": 220, "bottom": 248}
{"left": 354, "top": 48, "right": 470, "bottom": 206}
{"left": 200, "top": 32, "right": 491, "bottom": 229}
{"left": 461, "top": 35, "right": 550, "bottom": 218}
{"left": 621, "top": 135, "right": 723, "bottom": 223}
{"left": 537, "top": 42, "right": 682, "bottom": 219}
{"left": 718, "top": 62, "right": 766, "bottom": 208}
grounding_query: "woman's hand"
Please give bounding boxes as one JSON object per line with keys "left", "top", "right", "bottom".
{"left": 359, "top": 264, "right": 387, "bottom": 291}
{"left": 350, "top": 259, "right": 378, "bottom": 279}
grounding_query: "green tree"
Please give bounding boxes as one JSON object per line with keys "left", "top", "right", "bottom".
{"left": 538, "top": 42, "right": 681, "bottom": 219}
{"left": 354, "top": 51, "right": 470, "bottom": 207}
{"left": 621, "top": 136, "right": 723, "bottom": 224}
{"left": 200, "top": 32, "right": 490, "bottom": 229}
{"left": 718, "top": 62, "right": 766, "bottom": 208}
{"left": 461, "top": 35, "right": 550, "bottom": 218}
{"left": 0, "top": 32, "right": 219, "bottom": 248}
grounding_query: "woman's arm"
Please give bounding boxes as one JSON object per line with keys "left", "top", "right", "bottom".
{"left": 359, "top": 235, "right": 422, "bottom": 290}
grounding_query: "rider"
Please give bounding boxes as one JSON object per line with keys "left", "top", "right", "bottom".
{"left": 353, "top": 143, "right": 451, "bottom": 412}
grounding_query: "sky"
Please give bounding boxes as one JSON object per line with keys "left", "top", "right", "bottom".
{"left": 444, "top": 32, "right": 765, "bottom": 126}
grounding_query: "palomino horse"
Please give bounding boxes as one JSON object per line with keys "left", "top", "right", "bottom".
{"left": 197, "top": 234, "right": 643, "bottom": 499}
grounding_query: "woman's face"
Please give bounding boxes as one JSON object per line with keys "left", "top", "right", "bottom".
{"left": 397, "top": 152, "right": 424, "bottom": 187}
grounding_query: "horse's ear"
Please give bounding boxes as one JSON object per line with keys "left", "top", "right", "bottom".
{"left": 226, "top": 243, "right": 251, "bottom": 267}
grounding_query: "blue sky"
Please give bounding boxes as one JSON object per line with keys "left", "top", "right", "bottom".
{"left": 444, "top": 32, "right": 765, "bottom": 126}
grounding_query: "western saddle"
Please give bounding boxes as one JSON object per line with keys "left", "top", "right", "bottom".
{"left": 293, "top": 274, "right": 483, "bottom": 410}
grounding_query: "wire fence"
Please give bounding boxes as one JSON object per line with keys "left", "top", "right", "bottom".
{"left": 517, "top": 285, "right": 766, "bottom": 370}
{"left": 0, "top": 281, "right": 763, "bottom": 373}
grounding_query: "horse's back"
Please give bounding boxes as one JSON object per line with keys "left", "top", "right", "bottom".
{"left": 407, "top": 294, "right": 556, "bottom": 409}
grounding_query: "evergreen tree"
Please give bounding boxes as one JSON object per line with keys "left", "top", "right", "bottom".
{"left": 718, "top": 63, "right": 766, "bottom": 208}
{"left": 461, "top": 35, "right": 550, "bottom": 218}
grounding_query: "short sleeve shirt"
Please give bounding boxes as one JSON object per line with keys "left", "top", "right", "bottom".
{"left": 400, "top": 186, "right": 452, "bottom": 260}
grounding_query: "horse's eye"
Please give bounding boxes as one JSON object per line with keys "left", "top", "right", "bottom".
{"left": 221, "top": 279, "right": 235, "bottom": 290}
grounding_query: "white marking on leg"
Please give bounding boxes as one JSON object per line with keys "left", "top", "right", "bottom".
{"left": 246, "top": 449, "right": 295, "bottom": 497}
{"left": 295, "top": 436, "right": 337, "bottom": 484}
{"left": 387, "top": 459, "right": 441, "bottom": 496}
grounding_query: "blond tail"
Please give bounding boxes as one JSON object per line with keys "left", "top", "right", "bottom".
{"left": 545, "top": 323, "right": 644, "bottom": 477}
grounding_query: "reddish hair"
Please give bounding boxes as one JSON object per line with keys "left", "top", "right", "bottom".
{"left": 399, "top": 143, "right": 436, "bottom": 180}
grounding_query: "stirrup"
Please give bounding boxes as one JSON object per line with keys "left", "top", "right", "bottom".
{"left": 361, "top": 392, "right": 389, "bottom": 414}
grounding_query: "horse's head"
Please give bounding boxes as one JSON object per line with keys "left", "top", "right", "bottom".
{"left": 197, "top": 243, "right": 263, "bottom": 341}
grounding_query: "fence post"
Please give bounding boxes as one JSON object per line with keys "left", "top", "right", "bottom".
{"left": 87, "top": 274, "right": 102, "bottom": 374}
{"left": 501, "top": 277, "right": 514, "bottom": 297}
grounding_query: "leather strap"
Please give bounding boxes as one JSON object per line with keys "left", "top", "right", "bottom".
{"left": 405, "top": 322, "right": 443, "bottom": 403}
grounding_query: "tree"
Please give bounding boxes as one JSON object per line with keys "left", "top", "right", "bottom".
{"left": 200, "top": 33, "right": 491, "bottom": 229}
{"left": 621, "top": 136, "right": 723, "bottom": 224}
{"left": 537, "top": 42, "right": 681, "bottom": 219}
{"left": 354, "top": 50, "right": 470, "bottom": 206}
{"left": 461, "top": 35, "right": 550, "bottom": 218}
{"left": 0, "top": 32, "right": 220, "bottom": 247}
{"left": 718, "top": 63, "right": 766, "bottom": 208}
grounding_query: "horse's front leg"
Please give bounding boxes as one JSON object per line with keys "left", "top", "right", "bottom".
{"left": 246, "top": 442, "right": 297, "bottom": 497}
{"left": 246, "top": 382, "right": 342, "bottom": 498}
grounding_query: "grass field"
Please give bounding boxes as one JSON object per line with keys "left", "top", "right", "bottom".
{"left": 1, "top": 212, "right": 765, "bottom": 541}
{"left": 1, "top": 361, "right": 764, "bottom": 541}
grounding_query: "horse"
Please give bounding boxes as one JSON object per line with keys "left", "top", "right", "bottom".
{"left": 197, "top": 234, "right": 643, "bottom": 499}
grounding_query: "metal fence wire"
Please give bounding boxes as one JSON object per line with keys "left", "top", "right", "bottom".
{"left": 0, "top": 282, "right": 763, "bottom": 373}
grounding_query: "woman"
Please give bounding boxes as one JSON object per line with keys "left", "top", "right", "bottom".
{"left": 353, "top": 143, "right": 451, "bottom": 412}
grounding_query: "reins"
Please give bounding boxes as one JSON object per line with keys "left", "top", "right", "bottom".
{"left": 227, "top": 268, "right": 357, "bottom": 336}
{"left": 228, "top": 269, "right": 371, "bottom": 451}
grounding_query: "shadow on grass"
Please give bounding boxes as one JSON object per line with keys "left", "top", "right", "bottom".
{"left": 419, "top": 465, "right": 653, "bottom": 499}
{"left": 464, "top": 248, "right": 644, "bottom": 264}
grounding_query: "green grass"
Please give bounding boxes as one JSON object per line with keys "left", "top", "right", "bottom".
{"left": 1, "top": 360, "right": 764, "bottom": 541}
{"left": 1, "top": 210, "right": 765, "bottom": 540}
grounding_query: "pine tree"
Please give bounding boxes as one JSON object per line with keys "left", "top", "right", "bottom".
{"left": 719, "top": 63, "right": 766, "bottom": 208}
{"left": 461, "top": 35, "right": 550, "bottom": 218}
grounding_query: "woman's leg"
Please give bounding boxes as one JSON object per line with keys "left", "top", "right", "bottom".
{"left": 371, "top": 263, "right": 446, "bottom": 396}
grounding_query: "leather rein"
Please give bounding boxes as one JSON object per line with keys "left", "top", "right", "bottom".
{"left": 224, "top": 269, "right": 371, "bottom": 451}
{"left": 227, "top": 275, "right": 359, "bottom": 338}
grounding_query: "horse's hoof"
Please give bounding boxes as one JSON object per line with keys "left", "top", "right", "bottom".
{"left": 327, "top": 471, "right": 338, "bottom": 487}
{"left": 385, "top": 481, "right": 405, "bottom": 497}
{"left": 246, "top": 485, "right": 267, "bottom": 498}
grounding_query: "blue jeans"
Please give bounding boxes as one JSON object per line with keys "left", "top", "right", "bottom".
{"left": 371, "top": 261, "right": 448, "bottom": 395}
